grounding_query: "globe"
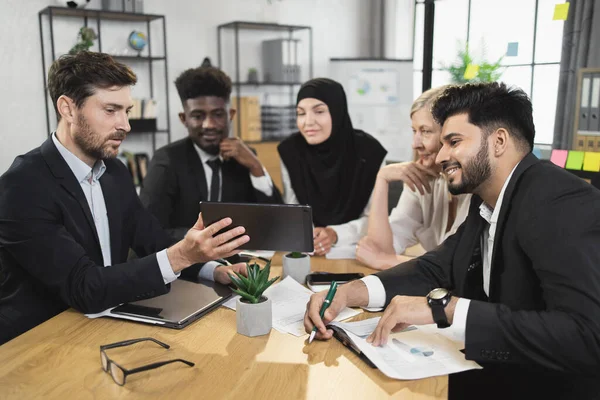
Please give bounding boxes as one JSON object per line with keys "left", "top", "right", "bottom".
{"left": 128, "top": 31, "right": 147, "bottom": 52}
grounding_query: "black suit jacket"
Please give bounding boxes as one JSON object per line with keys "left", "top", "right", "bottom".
{"left": 140, "top": 137, "right": 282, "bottom": 241}
{"left": 0, "top": 138, "right": 174, "bottom": 345}
{"left": 375, "top": 153, "right": 600, "bottom": 399}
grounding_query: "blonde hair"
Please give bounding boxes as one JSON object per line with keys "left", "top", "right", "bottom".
{"left": 410, "top": 85, "right": 450, "bottom": 162}
{"left": 410, "top": 85, "right": 451, "bottom": 117}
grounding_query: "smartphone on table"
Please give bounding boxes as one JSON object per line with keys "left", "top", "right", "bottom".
{"left": 306, "top": 272, "right": 364, "bottom": 292}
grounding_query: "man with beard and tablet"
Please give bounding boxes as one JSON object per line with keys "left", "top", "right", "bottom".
{"left": 0, "top": 52, "right": 250, "bottom": 344}
{"left": 303, "top": 82, "right": 600, "bottom": 399}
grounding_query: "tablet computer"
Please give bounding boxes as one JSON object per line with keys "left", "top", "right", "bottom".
{"left": 110, "top": 279, "right": 232, "bottom": 329}
{"left": 199, "top": 202, "right": 314, "bottom": 252}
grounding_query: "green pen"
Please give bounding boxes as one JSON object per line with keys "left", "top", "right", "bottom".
{"left": 308, "top": 281, "right": 338, "bottom": 344}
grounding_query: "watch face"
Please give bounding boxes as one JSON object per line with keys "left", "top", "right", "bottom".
{"left": 429, "top": 288, "right": 449, "bottom": 300}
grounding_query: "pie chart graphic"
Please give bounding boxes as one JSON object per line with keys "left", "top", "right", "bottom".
{"left": 410, "top": 346, "right": 434, "bottom": 357}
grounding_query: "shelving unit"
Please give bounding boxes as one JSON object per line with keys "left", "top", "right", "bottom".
{"left": 217, "top": 21, "right": 313, "bottom": 143}
{"left": 38, "top": 6, "right": 171, "bottom": 151}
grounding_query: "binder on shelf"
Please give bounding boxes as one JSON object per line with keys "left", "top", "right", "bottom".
{"left": 590, "top": 74, "right": 600, "bottom": 133}
{"left": 595, "top": 136, "right": 600, "bottom": 152}
{"left": 579, "top": 74, "right": 592, "bottom": 133}
{"left": 232, "top": 96, "right": 262, "bottom": 142}
{"left": 142, "top": 99, "right": 157, "bottom": 119}
{"left": 574, "top": 135, "right": 586, "bottom": 151}
{"left": 261, "top": 39, "right": 301, "bottom": 83}
{"left": 585, "top": 136, "right": 597, "bottom": 151}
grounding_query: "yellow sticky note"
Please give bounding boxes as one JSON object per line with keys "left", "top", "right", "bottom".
{"left": 583, "top": 152, "right": 600, "bottom": 172}
{"left": 464, "top": 64, "right": 479, "bottom": 80}
{"left": 553, "top": 3, "right": 569, "bottom": 21}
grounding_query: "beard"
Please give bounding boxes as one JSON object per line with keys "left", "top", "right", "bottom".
{"left": 191, "top": 127, "right": 228, "bottom": 156}
{"left": 446, "top": 136, "right": 492, "bottom": 195}
{"left": 73, "top": 114, "right": 126, "bottom": 160}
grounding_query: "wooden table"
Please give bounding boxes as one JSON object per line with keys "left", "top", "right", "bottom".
{"left": 0, "top": 254, "right": 447, "bottom": 399}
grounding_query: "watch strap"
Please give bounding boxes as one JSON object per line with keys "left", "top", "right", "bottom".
{"left": 431, "top": 304, "right": 450, "bottom": 328}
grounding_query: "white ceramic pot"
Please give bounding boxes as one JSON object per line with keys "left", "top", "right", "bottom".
{"left": 282, "top": 253, "right": 311, "bottom": 284}
{"left": 236, "top": 296, "right": 272, "bottom": 337}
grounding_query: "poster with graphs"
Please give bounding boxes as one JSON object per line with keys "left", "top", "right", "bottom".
{"left": 330, "top": 59, "right": 414, "bottom": 162}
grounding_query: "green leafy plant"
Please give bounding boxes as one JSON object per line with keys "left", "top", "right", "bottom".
{"left": 288, "top": 252, "right": 305, "bottom": 258}
{"left": 69, "top": 27, "right": 97, "bottom": 55}
{"left": 443, "top": 41, "right": 504, "bottom": 84}
{"left": 229, "top": 261, "right": 279, "bottom": 304}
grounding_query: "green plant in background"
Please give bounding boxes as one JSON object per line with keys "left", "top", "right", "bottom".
{"left": 69, "top": 27, "right": 97, "bottom": 55}
{"left": 229, "top": 261, "right": 279, "bottom": 304}
{"left": 443, "top": 41, "right": 504, "bottom": 84}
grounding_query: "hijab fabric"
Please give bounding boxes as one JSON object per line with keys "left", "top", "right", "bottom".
{"left": 278, "top": 78, "right": 387, "bottom": 226}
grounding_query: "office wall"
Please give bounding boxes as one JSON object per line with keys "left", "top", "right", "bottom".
{"left": 0, "top": 0, "right": 372, "bottom": 174}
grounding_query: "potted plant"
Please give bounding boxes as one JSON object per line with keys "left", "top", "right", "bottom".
{"left": 69, "top": 27, "right": 97, "bottom": 55}
{"left": 443, "top": 41, "right": 504, "bottom": 84}
{"left": 229, "top": 261, "right": 279, "bottom": 337}
{"left": 247, "top": 67, "right": 259, "bottom": 83}
{"left": 282, "top": 251, "right": 311, "bottom": 284}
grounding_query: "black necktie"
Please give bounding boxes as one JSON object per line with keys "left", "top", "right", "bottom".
{"left": 206, "top": 158, "right": 222, "bottom": 202}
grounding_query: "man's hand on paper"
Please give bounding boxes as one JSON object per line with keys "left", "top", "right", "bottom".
{"left": 303, "top": 280, "right": 370, "bottom": 341}
{"left": 303, "top": 287, "right": 348, "bottom": 340}
{"left": 367, "top": 295, "right": 458, "bottom": 347}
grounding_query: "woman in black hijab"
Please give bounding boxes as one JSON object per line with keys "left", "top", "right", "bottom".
{"left": 278, "top": 78, "right": 387, "bottom": 256}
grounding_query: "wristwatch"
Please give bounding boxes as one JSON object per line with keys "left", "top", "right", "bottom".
{"left": 427, "top": 288, "right": 452, "bottom": 329}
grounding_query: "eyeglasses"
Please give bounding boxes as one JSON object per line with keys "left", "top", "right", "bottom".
{"left": 100, "top": 337, "right": 194, "bottom": 386}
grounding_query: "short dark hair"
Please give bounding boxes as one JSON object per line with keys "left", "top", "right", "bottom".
{"left": 47, "top": 51, "right": 137, "bottom": 120}
{"left": 431, "top": 82, "right": 535, "bottom": 152}
{"left": 174, "top": 66, "right": 232, "bottom": 104}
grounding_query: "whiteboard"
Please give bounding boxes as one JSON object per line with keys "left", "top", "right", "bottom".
{"left": 329, "top": 59, "right": 414, "bottom": 162}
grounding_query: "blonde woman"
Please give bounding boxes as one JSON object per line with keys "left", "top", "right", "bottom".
{"left": 356, "top": 86, "right": 471, "bottom": 270}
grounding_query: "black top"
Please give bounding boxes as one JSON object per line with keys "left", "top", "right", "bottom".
{"left": 278, "top": 78, "right": 387, "bottom": 227}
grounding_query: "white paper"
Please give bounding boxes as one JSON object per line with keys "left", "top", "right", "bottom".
{"left": 223, "top": 277, "right": 361, "bottom": 336}
{"left": 85, "top": 307, "right": 166, "bottom": 325}
{"left": 326, "top": 245, "right": 357, "bottom": 260}
{"left": 330, "top": 318, "right": 481, "bottom": 380}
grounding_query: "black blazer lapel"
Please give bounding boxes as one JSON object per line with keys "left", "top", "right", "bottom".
{"left": 40, "top": 138, "right": 101, "bottom": 248}
{"left": 488, "top": 153, "right": 539, "bottom": 298}
{"left": 455, "top": 196, "right": 488, "bottom": 300}
{"left": 185, "top": 139, "right": 209, "bottom": 202}
{"left": 99, "top": 164, "right": 122, "bottom": 265}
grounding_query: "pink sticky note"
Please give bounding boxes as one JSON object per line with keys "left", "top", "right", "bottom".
{"left": 550, "top": 149, "right": 568, "bottom": 167}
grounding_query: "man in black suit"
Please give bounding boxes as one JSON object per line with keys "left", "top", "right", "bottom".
{"left": 304, "top": 83, "right": 600, "bottom": 399}
{"left": 0, "top": 52, "right": 250, "bottom": 345}
{"left": 140, "top": 66, "right": 282, "bottom": 242}
{"left": 140, "top": 66, "right": 282, "bottom": 281}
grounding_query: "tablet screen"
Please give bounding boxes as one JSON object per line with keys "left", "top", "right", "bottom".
{"left": 199, "top": 202, "right": 314, "bottom": 252}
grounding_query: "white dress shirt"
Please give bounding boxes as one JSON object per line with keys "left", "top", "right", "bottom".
{"left": 52, "top": 133, "right": 179, "bottom": 284}
{"left": 193, "top": 143, "right": 273, "bottom": 280}
{"left": 361, "top": 163, "right": 520, "bottom": 342}
{"left": 194, "top": 143, "right": 273, "bottom": 200}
